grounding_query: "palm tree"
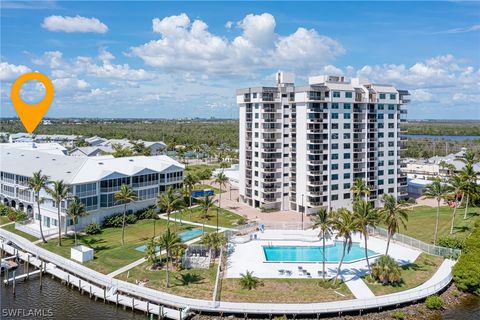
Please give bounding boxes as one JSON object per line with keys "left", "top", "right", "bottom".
{"left": 380, "top": 194, "right": 409, "bottom": 255}
{"left": 202, "top": 232, "right": 226, "bottom": 259}
{"left": 143, "top": 208, "right": 159, "bottom": 237}
{"left": 350, "top": 178, "right": 371, "bottom": 201}
{"left": 46, "top": 180, "right": 70, "bottom": 246}
{"left": 423, "top": 179, "right": 452, "bottom": 245}
{"left": 158, "top": 228, "right": 181, "bottom": 288}
{"left": 145, "top": 237, "right": 158, "bottom": 266}
{"left": 199, "top": 195, "right": 216, "bottom": 233}
{"left": 353, "top": 200, "right": 380, "bottom": 271}
{"left": 183, "top": 172, "right": 199, "bottom": 220}
{"left": 310, "top": 208, "right": 334, "bottom": 279}
{"left": 448, "top": 174, "right": 465, "bottom": 234}
{"left": 332, "top": 208, "right": 359, "bottom": 284}
{"left": 28, "top": 170, "right": 49, "bottom": 243}
{"left": 239, "top": 270, "right": 260, "bottom": 290}
{"left": 67, "top": 197, "right": 87, "bottom": 245}
{"left": 115, "top": 184, "right": 137, "bottom": 246}
{"left": 156, "top": 186, "right": 183, "bottom": 227}
{"left": 214, "top": 172, "right": 229, "bottom": 232}
{"left": 459, "top": 163, "right": 478, "bottom": 220}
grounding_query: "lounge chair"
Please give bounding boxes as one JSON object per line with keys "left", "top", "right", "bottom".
{"left": 278, "top": 269, "right": 285, "bottom": 275}
{"left": 285, "top": 270, "right": 292, "bottom": 276}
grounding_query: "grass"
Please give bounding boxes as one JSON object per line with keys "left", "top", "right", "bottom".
{"left": 395, "top": 205, "right": 480, "bottom": 244}
{"left": 171, "top": 206, "right": 244, "bottom": 228}
{"left": 1, "top": 223, "right": 39, "bottom": 242}
{"left": 40, "top": 219, "right": 205, "bottom": 274}
{"left": 0, "top": 216, "right": 11, "bottom": 226}
{"left": 116, "top": 262, "right": 217, "bottom": 299}
{"left": 220, "top": 278, "right": 353, "bottom": 303}
{"left": 365, "top": 253, "right": 444, "bottom": 296}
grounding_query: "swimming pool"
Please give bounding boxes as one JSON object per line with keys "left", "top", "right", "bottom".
{"left": 263, "top": 242, "right": 379, "bottom": 263}
{"left": 135, "top": 244, "right": 161, "bottom": 253}
{"left": 179, "top": 228, "right": 203, "bottom": 242}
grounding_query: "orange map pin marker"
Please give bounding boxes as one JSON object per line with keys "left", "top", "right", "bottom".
{"left": 11, "top": 72, "right": 54, "bottom": 134}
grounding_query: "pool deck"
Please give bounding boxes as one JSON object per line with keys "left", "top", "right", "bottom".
{"left": 226, "top": 229, "right": 421, "bottom": 280}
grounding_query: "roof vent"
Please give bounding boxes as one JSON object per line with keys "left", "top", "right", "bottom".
{"left": 52, "top": 158, "right": 56, "bottom": 161}
{"left": 36, "top": 156, "right": 40, "bottom": 159}
{"left": 99, "top": 162, "right": 104, "bottom": 165}
{"left": 66, "top": 171, "right": 71, "bottom": 174}
{"left": 129, "top": 159, "right": 134, "bottom": 162}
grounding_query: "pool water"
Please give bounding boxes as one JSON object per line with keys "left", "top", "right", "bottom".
{"left": 135, "top": 244, "right": 160, "bottom": 253}
{"left": 263, "top": 242, "right": 378, "bottom": 263}
{"left": 179, "top": 228, "right": 204, "bottom": 242}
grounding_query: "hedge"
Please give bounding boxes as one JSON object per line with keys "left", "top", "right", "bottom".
{"left": 452, "top": 225, "right": 480, "bottom": 295}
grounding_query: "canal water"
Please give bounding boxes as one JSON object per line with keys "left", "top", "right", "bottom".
{"left": 404, "top": 134, "right": 480, "bottom": 141}
{"left": 1, "top": 266, "right": 479, "bottom": 319}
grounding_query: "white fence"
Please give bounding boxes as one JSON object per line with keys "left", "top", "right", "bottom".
{"left": 0, "top": 227, "right": 456, "bottom": 317}
{"left": 367, "top": 226, "right": 461, "bottom": 258}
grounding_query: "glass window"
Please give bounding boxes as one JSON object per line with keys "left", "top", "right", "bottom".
{"left": 344, "top": 113, "right": 351, "bottom": 119}
{"left": 332, "top": 154, "right": 339, "bottom": 160}
{"left": 332, "top": 164, "right": 338, "bottom": 170}
{"left": 344, "top": 103, "right": 351, "bottom": 109}
{"left": 332, "top": 174, "right": 338, "bottom": 180}
{"left": 379, "top": 93, "right": 386, "bottom": 99}
{"left": 332, "top": 143, "right": 338, "bottom": 150}
{"left": 332, "top": 103, "right": 339, "bottom": 109}
{"left": 333, "top": 91, "right": 340, "bottom": 98}
{"left": 344, "top": 173, "right": 350, "bottom": 179}
{"left": 378, "top": 104, "right": 384, "bottom": 110}
{"left": 390, "top": 94, "right": 396, "bottom": 100}
{"left": 344, "top": 163, "right": 350, "bottom": 169}
{"left": 344, "top": 183, "right": 351, "bottom": 189}
{"left": 332, "top": 113, "right": 339, "bottom": 119}
{"left": 345, "top": 92, "right": 352, "bottom": 98}
{"left": 332, "top": 184, "right": 339, "bottom": 191}
{"left": 344, "top": 153, "right": 351, "bottom": 159}
{"left": 344, "top": 123, "right": 351, "bottom": 129}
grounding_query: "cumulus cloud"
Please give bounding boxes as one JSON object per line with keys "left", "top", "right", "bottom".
{"left": 225, "top": 21, "right": 233, "bottom": 29}
{"left": 0, "top": 62, "right": 31, "bottom": 80}
{"left": 130, "top": 12, "right": 344, "bottom": 75}
{"left": 42, "top": 15, "right": 108, "bottom": 33}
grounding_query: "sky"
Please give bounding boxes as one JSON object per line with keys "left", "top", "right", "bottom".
{"left": 1, "top": 1, "right": 479, "bottom": 120}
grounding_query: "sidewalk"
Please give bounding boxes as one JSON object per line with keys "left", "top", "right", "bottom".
{"left": 344, "top": 276, "right": 376, "bottom": 299}
{"left": 157, "top": 214, "right": 235, "bottom": 231}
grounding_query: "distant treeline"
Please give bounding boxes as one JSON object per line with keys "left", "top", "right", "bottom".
{"left": 403, "top": 121, "right": 480, "bottom": 136}
{"left": 403, "top": 138, "right": 480, "bottom": 158}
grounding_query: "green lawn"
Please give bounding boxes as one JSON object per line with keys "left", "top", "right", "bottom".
{"left": 1, "top": 223, "right": 39, "bottom": 242}
{"left": 171, "top": 206, "right": 244, "bottom": 228}
{"left": 116, "top": 262, "right": 217, "bottom": 300}
{"left": 365, "top": 253, "right": 444, "bottom": 296}
{"left": 220, "top": 278, "right": 353, "bottom": 303}
{"left": 0, "top": 216, "right": 11, "bottom": 226}
{"left": 40, "top": 219, "right": 205, "bottom": 274}
{"left": 394, "top": 205, "right": 480, "bottom": 244}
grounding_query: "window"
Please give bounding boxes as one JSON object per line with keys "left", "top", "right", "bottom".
{"left": 344, "top": 103, "right": 351, "bottom": 109}
{"left": 332, "top": 153, "right": 339, "bottom": 160}
{"left": 344, "top": 163, "right": 351, "bottom": 169}
{"left": 344, "top": 153, "right": 351, "bottom": 159}
{"left": 388, "top": 104, "right": 395, "bottom": 110}
{"left": 332, "top": 174, "right": 338, "bottom": 180}
{"left": 332, "top": 164, "right": 338, "bottom": 170}
{"left": 388, "top": 114, "right": 394, "bottom": 119}
{"left": 332, "top": 123, "right": 339, "bottom": 129}
{"left": 252, "top": 93, "right": 257, "bottom": 98}
{"left": 379, "top": 93, "right": 386, "bottom": 99}
{"left": 332, "top": 184, "right": 339, "bottom": 191}
{"left": 343, "top": 133, "right": 350, "bottom": 139}
{"left": 332, "top": 194, "right": 339, "bottom": 201}
{"left": 388, "top": 169, "right": 394, "bottom": 175}
{"left": 332, "top": 103, "right": 339, "bottom": 109}
{"left": 344, "top": 193, "right": 351, "bottom": 199}
{"left": 344, "top": 123, "right": 351, "bottom": 129}
{"left": 332, "top": 143, "right": 338, "bottom": 150}
{"left": 333, "top": 91, "right": 340, "bottom": 98}
{"left": 378, "top": 170, "right": 384, "bottom": 176}
{"left": 332, "top": 133, "right": 339, "bottom": 140}
{"left": 378, "top": 123, "right": 384, "bottom": 129}
{"left": 344, "top": 183, "right": 351, "bottom": 189}
{"left": 344, "top": 143, "right": 351, "bottom": 149}
{"left": 378, "top": 104, "right": 384, "bottom": 110}
{"left": 390, "top": 94, "right": 396, "bottom": 100}
{"left": 332, "top": 113, "right": 339, "bottom": 119}
{"left": 345, "top": 92, "right": 352, "bottom": 98}
{"left": 344, "top": 173, "right": 350, "bottom": 179}
{"left": 378, "top": 180, "right": 384, "bottom": 185}
{"left": 255, "top": 113, "right": 259, "bottom": 118}
{"left": 344, "top": 113, "right": 351, "bottom": 119}
{"left": 378, "top": 114, "right": 384, "bottom": 119}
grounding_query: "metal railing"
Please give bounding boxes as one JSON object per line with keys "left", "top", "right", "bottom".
{"left": 367, "top": 226, "right": 461, "bottom": 258}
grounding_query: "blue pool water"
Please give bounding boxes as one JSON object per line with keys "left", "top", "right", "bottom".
{"left": 179, "top": 228, "right": 204, "bottom": 242}
{"left": 135, "top": 244, "right": 160, "bottom": 253}
{"left": 263, "top": 242, "right": 378, "bottom": 263}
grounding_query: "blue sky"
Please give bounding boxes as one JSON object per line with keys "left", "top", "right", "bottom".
{"left": 1, "top": 1, "right": 479, "bottom": 119}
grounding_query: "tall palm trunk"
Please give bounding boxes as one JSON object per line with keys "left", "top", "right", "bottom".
{"left": 121, "top": 204, "right": 127, "bottom": 246}
{"left": 73, "top": 219, "right": 78, "bottom": 245}
{"left": 463, "top": 193, "right": 469, "bottom": 220}
{"left": 57, "top": 206, "right": 62, "bottom": 246}
{"left": 434, "top": 200, "right": 440, "bottom": 245}
{"left": 364, "top": 233, "right": 370, "bottom": 271}
{"left": 450, "top": 198, "right": 459, "bottom": 235}
{"left": 189, "top": 195, "right": 192, "bottom": 221}
{"left": 165, "top": 250, "right": 170, "bottom": 288}
{"left": 385, "top": 229, "right": 391, "bottom": 256}
{"left": 322, "top": 233, "right": 326, "bottom": 280}
{"left": 153, "top": 219, "right": 156, "bottom": 237}
{"left": 334, "top": 240, "right": 347, "bottom": 285}
{"left": 36, "top": 195, "right": 47, "bottom": 243}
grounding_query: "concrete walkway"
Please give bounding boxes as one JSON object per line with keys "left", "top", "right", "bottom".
{"left": 157, "top": 214, "right": 235, "bottom": 231}
{"left": 345, "top": 276, "right": 376, "bottom": 299}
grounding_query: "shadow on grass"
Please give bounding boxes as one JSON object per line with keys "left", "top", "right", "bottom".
{"left": 174, "top": 272, "right": 204, "bottom": 286}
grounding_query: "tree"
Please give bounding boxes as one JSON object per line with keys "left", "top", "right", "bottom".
{"left": 423, "top": 179, "right": 453, "bottom": 245}
{"left": 143, "top": 208, "right": 159, "bottom": 237}
{"left": 459, "top": 163, "right": 479, "bottom": 220}
{"left": 202, "top": 232, "right": 226, "bottom": 259}
{"left": 28, "top": 170, "right": 49, "bottom": 243}
{"left": 115, "top": 184, "right": 137, "bottom": 246}
{"left": 380, "top": 194, "right": 409, "bottom": 255}
{"left": 350, "top": 178, "right": 371, "bottom": 200}
{"left": 157, "top": 186, "right": 183, "bottom": 227}
{"left": 46, "top": 180, "right": 70, "bottom": 246}
{"left": 158, "top": 228, "right": 181, "bottom": 288}
{"left": 199, "top": 195, "right": 216, "bottom": 233}
{"left": 111, "top": 143, "right": 134, "bottom": 158}
{"left": 332, "top": 208, "right": 359, "bottom": 284}
{"left": 448, "top": 174, "right": 465, "bottom": 234}
{"left": 145, "top": 237, "right": 158, "bottom": 266}
{"left": 239, "top": 270, "right": 260, "bottom": 290}
{"left": 67, "top": 197, "right": 87, "bottom": 245}
{"left": 131, "top": 141, "right": 150, "bottom": 156}
{"left": 214, "top": 172, "right": 229, "bottom": 232}
{"left": 311, "top": 208, "right": 334, "bottom": 280}
{"left": 183, "top": 172, "right": 199, "bottom": 220}
{"left": 353, "top": 199, "right": 380, "bottom": 271}
{"left": 371, "top": 255, "right": 402, "bottom": 285}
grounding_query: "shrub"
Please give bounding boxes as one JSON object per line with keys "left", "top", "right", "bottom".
{"left": 425, "top": 295, "right": 443, "bottom": 310}
{"left": 84, "top": 222, "right": 102, "bottom": 235}
{"left": 102, "top": 213, "right": 138, "bottom": 228}
{"left": 239, "top": 270, "right": 261, "bottom": 290}
{"left": 438, "top": 236, "right": 464, "bottom": 250}
{"left": 371, "top": 255, "right": 402, "bottom": 285}
{"left": 236, "top": 216, "right": 247, "bottom": 225}
{"left": 14, "top": 211, "right": 28, "bottom": 222}
{"left": 453, "top": 225, "right": 480, "bottom": 295}
{"left": 391, "top": 310, "right": 405, "bottom": 320}
{"left": 0, "top": 204, "right": 10, "bottom": 216}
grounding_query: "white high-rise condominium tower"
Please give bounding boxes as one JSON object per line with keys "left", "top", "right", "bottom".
{"left": 236, "top": 72, "right": 409, "bottom": 214}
